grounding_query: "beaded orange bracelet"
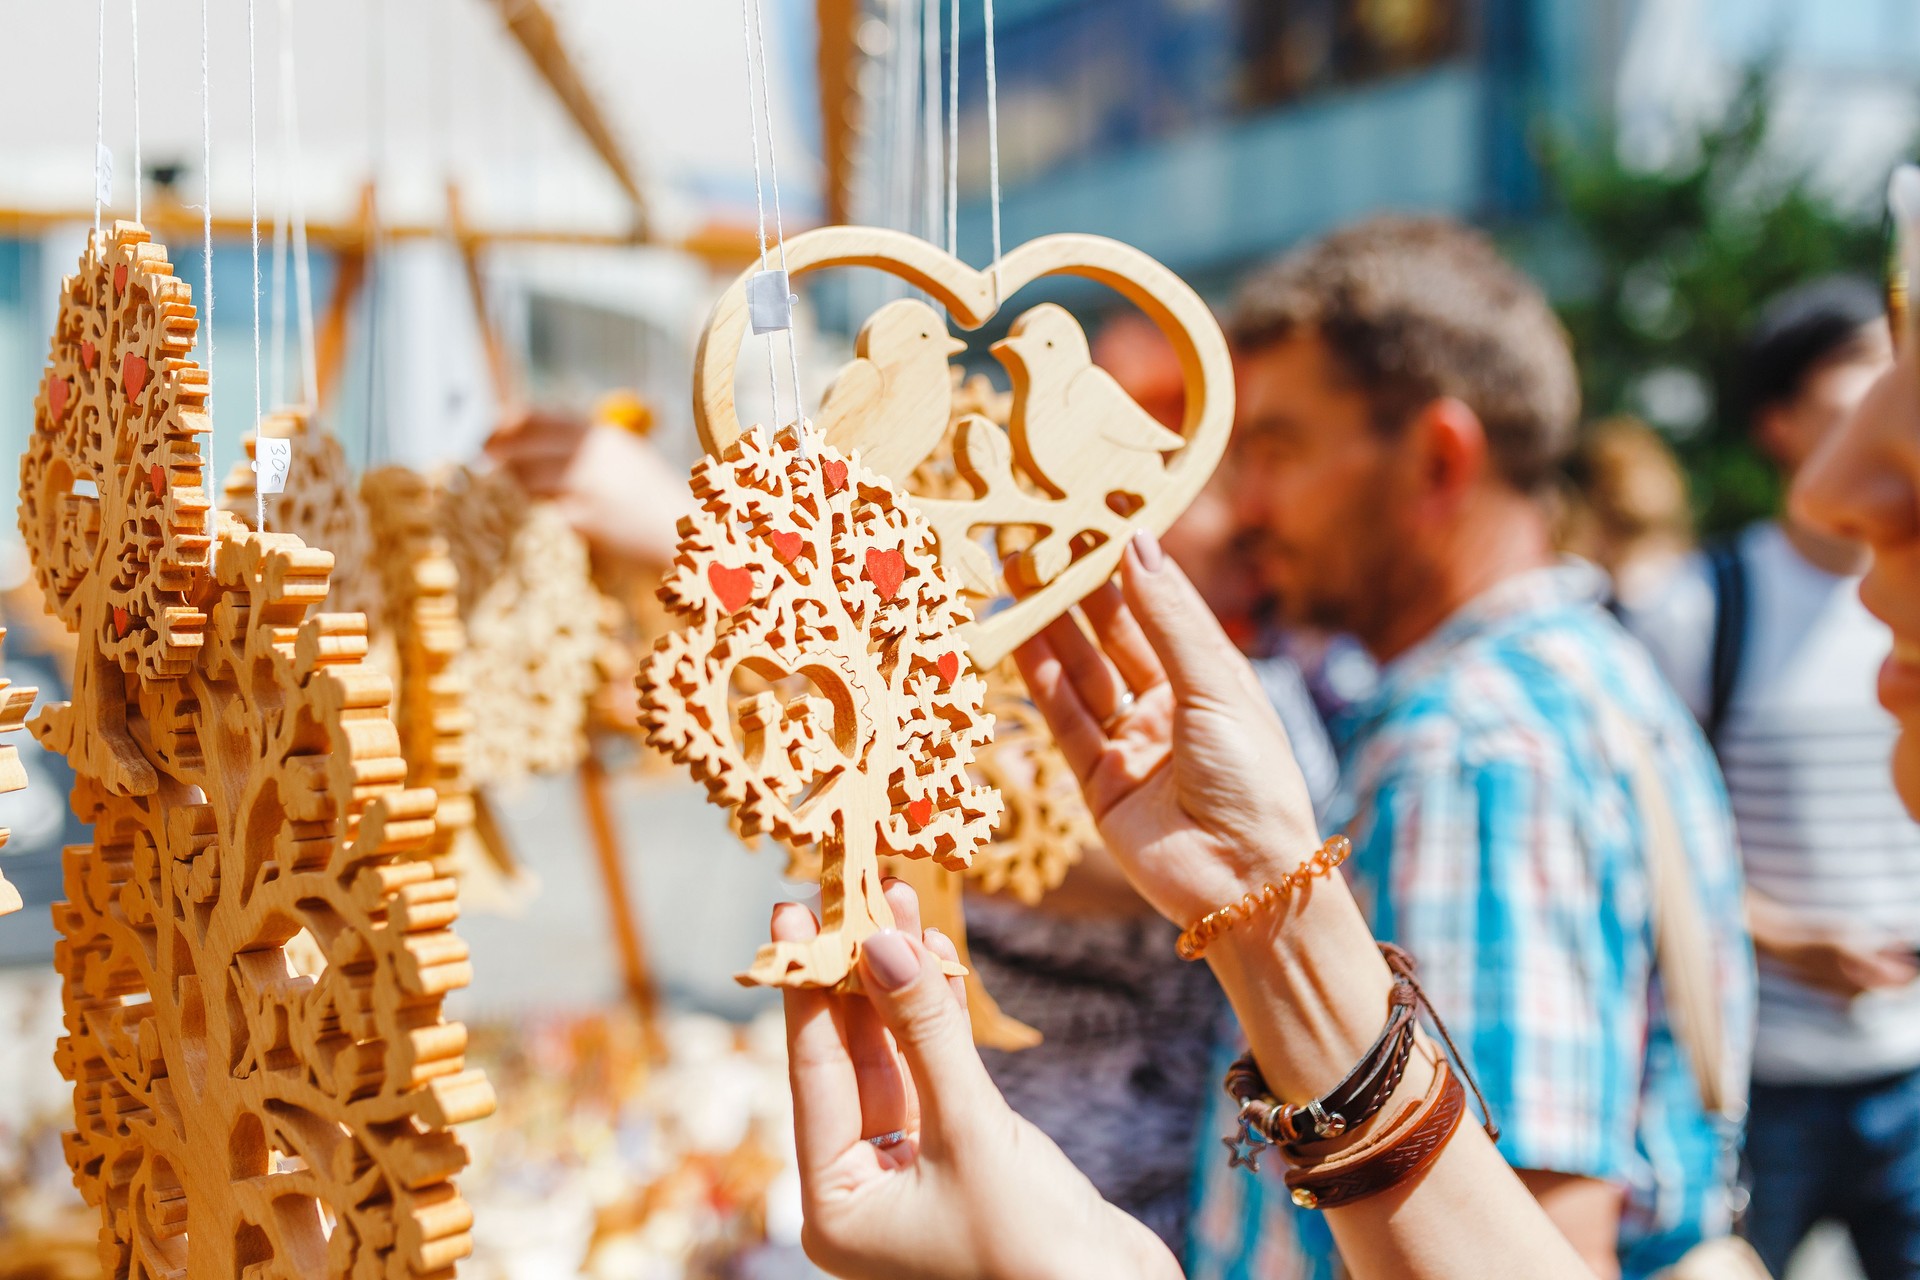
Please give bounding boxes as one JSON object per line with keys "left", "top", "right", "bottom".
{"left": 1175, "top": 835, "right": 1352, "bottom": 960}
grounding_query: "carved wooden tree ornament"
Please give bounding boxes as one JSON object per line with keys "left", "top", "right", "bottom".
{"left": 640, "top": 426, "right": 1002, "bottom": 989}
{"left": 0, "top": 630, "right": 36, "bottom": 915}
{"left": 695, "top": 227, "right": 1234, "bottom": 668}
{"left": 22, "top": 222, "right": 493, "bottom": 1280}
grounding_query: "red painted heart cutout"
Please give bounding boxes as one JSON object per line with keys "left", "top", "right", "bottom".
{"left": 80, "top": 340, "right": 97, "bottom": 370}
{"left": 906, "top": 798, "right": 933, "bottom": 830}
{"left": 112, "top": 606, "right": 130, "bottom": 638}
{"left": 122, "top": 354, "right": 148, "bottom": 399}
{"left": 822, "top": 458, "right": 848, "bottom": 494}
{"left": 769, "top": 531, "right": 804, "bottom": 564}
{"left": 112, "top": 264, "right": 127, "bottom": 294}
{"left": 47, "top": 377, "right": 69, "bottom": 420}
{"left": 708, "top": 564, "right": 755, "bottom": 614}
{"left": 865, "top": 548, "right": 906, "bottom": 601}
{"left": 936, "top": 652, "right": 959, "bottom": 686}
{"left": 150, "top": 464, "right": 167, "bottom": 496}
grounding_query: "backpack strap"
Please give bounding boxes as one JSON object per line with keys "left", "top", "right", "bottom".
{"left": 1702, "top": 539, "right": 1749, "bottom": 750}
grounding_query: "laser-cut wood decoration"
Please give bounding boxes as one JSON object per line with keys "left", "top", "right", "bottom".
{"left": 695, "top": 227, "right": 1234, "bottom": 668}
{"left": 433, "top": 466, "right": 608, "bottom": 786}
{"left": 0, "top": 630, "right": 36, "bottom": 915}
{"left": 21, "top": 222, "right": 494, "bottom": 1280}
{"left": 225, "top": 408, "right": 383, "bottom": 624}
{"left": 968, "top": 659, "right": 1097, "bottom": 905}
{"left": 362, "top": 467, "right": 476, "bottom": 882}
{"left": 639, "top": 426, "right": 1002, "bottom": 988}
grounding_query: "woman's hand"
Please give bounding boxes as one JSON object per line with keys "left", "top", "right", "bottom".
{"left": 483, "top": 408, "right": 691, "bottom": 567}
{"left": 1013, "top": 531, "right": 1322, "bottom": 927}
{"left": 779, "top": 880, "right": 1179, "bottom": 1280}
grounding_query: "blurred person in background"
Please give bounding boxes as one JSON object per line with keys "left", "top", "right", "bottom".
{"left": 964, "top": 314, "right": 1338, "bottom": 1253}
{"left": 1622, "top": 276, "right": 1920, "bottom": 1278}
{"left": 1559, "top": 416, "right": 1697, "bottom": 612}
{"left": 1194, "top": 217, "right": 1751, "bottom": 1280}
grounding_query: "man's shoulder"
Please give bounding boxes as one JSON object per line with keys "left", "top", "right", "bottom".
{"left": 1355, "top": 600, "right": 1705, "bottom": 789}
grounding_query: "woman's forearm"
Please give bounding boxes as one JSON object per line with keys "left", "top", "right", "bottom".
{"left": 1202, "top": 876, "right": 1595, "bottom": 1280}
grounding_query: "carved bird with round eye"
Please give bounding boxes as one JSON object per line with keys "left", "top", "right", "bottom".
{"left": 991, "top": 302, "right": 1189, "bottom": 501}
{"left": 819, "top": 298, "right": 968, "bottom": 480}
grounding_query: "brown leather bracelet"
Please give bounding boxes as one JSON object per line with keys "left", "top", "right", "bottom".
{"left": 1283, "top": 1057, "right": 1467, "bottom": 1211}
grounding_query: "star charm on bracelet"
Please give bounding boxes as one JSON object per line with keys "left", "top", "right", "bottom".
{"left": 1223, "top": 1116, "right": 1271, "bottom": 1173}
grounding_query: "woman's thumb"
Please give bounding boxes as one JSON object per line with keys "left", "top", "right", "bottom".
{"left": 859, "top": 930, "right": 994, "bottom": 1119}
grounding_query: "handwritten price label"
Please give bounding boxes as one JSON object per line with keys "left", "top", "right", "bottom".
{"left": 254, "top": 438, "right": 293, "bottom": 495}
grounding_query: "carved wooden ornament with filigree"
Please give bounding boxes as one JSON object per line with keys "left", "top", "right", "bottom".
{"left": 639, "top": 426, "right": 1002, "bottom": 988}
{"left": 434, "top": 467, "right": 607, "bottom": 786}
{"left": 225, "top": 408, "right": 383, "bottom": 623}
{"left": 21, "top": 222, "right": 494, "bottom": 1280}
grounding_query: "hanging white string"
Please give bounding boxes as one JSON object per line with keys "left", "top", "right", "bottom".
{"left": 198, "top": 0, "right": 214, "bottom": 441}
{"left": 921, "top": 0, "right": 942, "bottom": 244}
{"left": 982, "top": 0, "right": 1003, "bottom": 303}
{"left": 888, "top": 0, "right": 916, "bottom": 241}
{"left": 93, "top": 0, "right": 107, "bottom": 241}
{"left": 131, "top": 0, "right": 143, "bottom": 223}
{"left": 284, "top": 0, "right": 318, "bottom": 409}
{"left": 946, "top": 0, "right": 959, "bottom": 256}
{"left": 268, "top": 0, "right": 292, "bottom": 409}
{"left": 248, "top": 0, "right": 267, "bottom": 530}
{"left": 750, "top": 0, "right": 805, "bottom": 433}
{"left": 738, "top": 0, "right": 782, "bottom": 434}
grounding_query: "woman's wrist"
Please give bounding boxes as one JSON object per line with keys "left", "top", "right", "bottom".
{"left": 1202, "top": 864, "right": 1400, "bottom": 1102}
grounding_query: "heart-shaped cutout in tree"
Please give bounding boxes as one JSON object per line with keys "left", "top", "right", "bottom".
{"left": 640, "top": 427, "right": 1002, "bottom": 988}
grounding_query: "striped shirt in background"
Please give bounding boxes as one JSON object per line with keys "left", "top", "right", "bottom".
{"left": 1188, "top": 565, "right": 1753, "bottom": 1280}
{"left": 1626, "top": 522, "right": 1920, "bottom": 1084}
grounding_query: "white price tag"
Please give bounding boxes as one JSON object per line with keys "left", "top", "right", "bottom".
{"left": 747, "top": 269, "right": 797, "bottom": 334}
{"left": 254, "top": 437, "right": 293, "bottom": 495}
{"left": 96, "top": 145, "right": 113, "bottom": 206}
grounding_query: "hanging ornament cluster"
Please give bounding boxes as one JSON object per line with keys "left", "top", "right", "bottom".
{"left": 225, "top": 408, "right": 383, "bottom": 622}
{"left": 22, "top": 222, "right": 494, "bottom": 1279}
{"left": 0, "top": 631, "right": 36, "bottom": 916}
{"left": 639, "top": 426, "right": 1002, "bottom": 989}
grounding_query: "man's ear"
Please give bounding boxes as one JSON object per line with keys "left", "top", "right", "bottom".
{"left": 1405, "top": 397, "right": 1490, "bottom": 512}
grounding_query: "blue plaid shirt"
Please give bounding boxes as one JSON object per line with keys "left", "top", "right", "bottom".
{"left": 1189, "top": 565, "right": 1753, "bottom": 1280}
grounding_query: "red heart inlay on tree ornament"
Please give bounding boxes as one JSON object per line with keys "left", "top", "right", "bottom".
{"left": 47, "top": 377, "right": 69, "bottom": 420}
{"left": 906, "top": 798, "right": 933, "bottom": 830}
{"left": 769, "top": 531, "right": 804, "bottom": 564}
{"left": 707, "top": 564, "right": 755, "bottom": 614}
{"left": 822, "top": 458, "right": 848, "bottom": 494}
{"left": 936, "top": 652, "right": 959, "bottom": 686}
{"left": 122, "top": 354, "right": 148, "bottom": 399}
{"left": 150, "top": 464, "right": 167, "bottom": 496}
{"left": 865, "top": 548, "right": 906, "bottom": 600}
{"left": 112, "top": 606, "right": 130, "bottom": 639}
{"left": 113, "top": 264, "right": 127, "bottom": 294}
{"left": 81, "top": 340, "right": 97, "bottom": 370}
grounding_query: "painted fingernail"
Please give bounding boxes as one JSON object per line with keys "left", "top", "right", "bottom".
{"left": 922, "top": 927, "right": 956, "bottom": 960}
{"left": 1131, "top": 529, "right": 1165, "bottom": 572}
{"left": 862, "top": 929, "right": 919, "bottom": 991}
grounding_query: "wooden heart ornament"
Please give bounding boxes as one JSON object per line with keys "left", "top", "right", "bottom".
{"left": 695, "top": 227, "right": 1233, "bottom": 668}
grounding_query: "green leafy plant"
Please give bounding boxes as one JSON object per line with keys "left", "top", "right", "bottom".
{"left": 1544, "top": 69, "right": 1896, "bottom": 533}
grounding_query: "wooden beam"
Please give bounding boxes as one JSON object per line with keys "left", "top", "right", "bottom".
{"left": 816, "top": 0, "right": 863, "bottom": 226}
{"left": 0, "top": 202, "right": 768, "bottom": 265}
{"left": 490, "top": 0, "right": 649, "bottom": 236}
